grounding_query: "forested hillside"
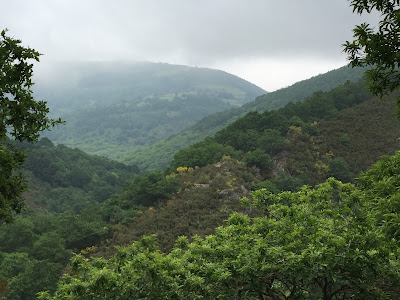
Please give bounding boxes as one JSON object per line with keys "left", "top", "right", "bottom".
{"left": 0, "top": 140, "right": 139, "bottom": 299}
{"left": 90, "top": 79, "right": 400, "bottom": 258}
{"left": 0, "top": 70, "right": 400, "bottom": 300}
{"left": 167, "top": 79, "right": 400, "bottom": 187}
{"left": 34, "top": 62, "right": 265, "bottom": 158}
{"left": 40, "top": 163, "right": 400, "bottom": 299}
{"left": 4, "top": 0, "right": 400, "bottom": 298}
{"left": 38, "top": 87, "right": 400, "bottom": 298}
{"left": 121, "top": 65, "right": 367, "bottom": 170}
{"left": 20, "top": 138, "right": 139, "bottom": 212}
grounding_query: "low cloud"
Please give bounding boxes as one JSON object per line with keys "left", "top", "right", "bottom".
{"left": 1, "top": 0, "right": 380, "bottom": 90}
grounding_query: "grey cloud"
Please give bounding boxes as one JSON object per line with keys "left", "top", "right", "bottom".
{"left": 1, "top": 0, "right": 380, "bottom": 63}
{"left": 0, "top": 0, "right": 381, "bottom": 90}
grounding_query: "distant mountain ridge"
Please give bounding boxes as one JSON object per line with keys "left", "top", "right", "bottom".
{"left": 121, "top": 65, "right": 368, "bottom": 170}
{"left": 34, "top": 61, "right": 265, "bottom": 158}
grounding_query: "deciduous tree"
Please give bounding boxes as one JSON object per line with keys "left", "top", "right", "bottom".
{"left": 344, "top": 0, "right": 400, "bottom": 111}
{"left": 0, "top": 29, "right": 62, "bottom": 221}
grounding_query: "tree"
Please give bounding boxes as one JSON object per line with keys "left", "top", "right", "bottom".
{"left": 0, "top": 29, "right": 62, "bottom": 221}
{"left": 244, "top": 148, "right": 272, "bottom": 169}
{"left": 343, "top": 0, "right": 400, "bottom": 111}
{"left": 327, "top": 157, "right": 353, "bottom": 182}
{"left": 38, "top": 178, "right": 400, "bottom": 299}
{"left": 122, "top": 171, "right": 180, "bottom": 207}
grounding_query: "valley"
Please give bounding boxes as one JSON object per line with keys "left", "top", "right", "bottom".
{"left": 2, "top": 62, "right": 400, "bottom": 299}
{"left": 34, "top": 62, "right": 265, "bottom": 159}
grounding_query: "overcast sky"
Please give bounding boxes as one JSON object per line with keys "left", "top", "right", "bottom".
{"left": 1, "top": 0, "right": 380, "bottom": 91}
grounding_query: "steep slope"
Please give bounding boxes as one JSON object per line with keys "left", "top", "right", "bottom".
{"left": 3, "top": 74, "right": 400, "bottom": 299}
{"left": 316, "top": 93, "right": 400, "bottom": 175}
{"left": 0, "top": 139, "right": 141, "bottom": 300}
{"left": 96, "top": 82, "right": 400, "bottom": 256}
{"left": 20, "top": 138, "right": 139, "bottom": 213}
{"left": 100, "top": 80, "right": 400, "bottom": 257}
{"left": 121, "top": 65, "right": 367, "bottom": 170}
{"left": 34, "top": 61, "right": 265, "bottom": 158}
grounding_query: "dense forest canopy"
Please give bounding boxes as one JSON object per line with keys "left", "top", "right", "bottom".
{"left": 122, "top": 65, "right": 368, "bottom": 170}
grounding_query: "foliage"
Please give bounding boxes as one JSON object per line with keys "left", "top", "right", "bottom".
{"left": 99, "top": 157, "right": 262, "bottom": 253}
{"left": 244, "top": 148, "right": 272, "bottom": 170}
{"left": 316, "top": 93, "right": 400, "bottom": 176}
{"left": 38, "top": 61, "right": 265, "bottom": 159}
{"left": 100, "top": 170, "right": 181, "bottom": 224}
{"left": 122, "top": 171, "right": 180, "bottom": 207}
{"left": 358, "top": 151, "right": 400, "bottom": 243}
{"left": 327, "top": 157, "right": 353, "bottom": 183}
{"left": 4, "top": 69, "right": 400, "bottom": 299}
{"left": 269, "top": 174, "right": 306, "bottom": 193}
{"left": 39, "top": 176, "right": 400, "bottom": 299}
{"left": 344, "top": 0, "right": 400, "bottom": 112}
{"left": 252, "top": 180, "right": 280, "bottom": 194}
{"left": 0, "top": 209, "right": 111, "bottom": 300}
{"left": 21, "top": 138, "right": 138, "bottom": 213}
{"left": 0, "top": 30, "right": 62, "bottom": 221}
{"left": 170, "top": 137, "right": 239, "bottom": 169}
{"left": 158, "top": 79, "right": 393, "bottom": 191}
{"left": 120, "top": 66, "right": 368, "bottom": 170}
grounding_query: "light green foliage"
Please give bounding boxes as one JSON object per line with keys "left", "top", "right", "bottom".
{"left": 344, "top": 0, "right": 400, "bottom": 112}
{"left": 40, "top": 175, "right": 400, "bottom": 299}
{"left": 358, "top": 151, "right": 400, "bottom": 243}
{"left": 0, "top": 30, "right": 62, "bottom": 221}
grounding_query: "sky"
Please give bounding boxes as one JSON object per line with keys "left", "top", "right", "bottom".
{"left": 1, "top": 0, "right": 380, "bottom": 92}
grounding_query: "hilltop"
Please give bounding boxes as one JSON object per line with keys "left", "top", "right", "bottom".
{"left": 34, "top": 61, "right": 265, "bottom": 158}
{"left": 121, "top": 65, "right": 367, "bottom": 170}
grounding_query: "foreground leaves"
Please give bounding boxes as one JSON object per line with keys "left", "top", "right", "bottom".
{"left": 39, "top": 162, "right": 400, "bottom": 299}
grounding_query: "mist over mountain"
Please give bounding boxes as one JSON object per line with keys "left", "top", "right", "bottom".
{"left": 34, "top": 61, "right": 265, "bottom": 158}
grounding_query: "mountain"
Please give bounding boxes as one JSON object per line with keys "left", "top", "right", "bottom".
{"left": 33, "top": 61, "right": 265, "bottom": 158}
{"left": 121, "top": 65, "right": 368, "bottom": 170}
{"left": 4, "top": 70, "right": 400, "bottom": 300}
{"left": 102, "top": 79, "right": 400, "bottom": 255}
{"left": 0, "top": 139, "right": 140, "bottom": 300}
{"left": 83, "top": 81, "right": 400, "bottom": 266}
{"left": 20, "top": 138, "right": 139, "bottom": 213}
